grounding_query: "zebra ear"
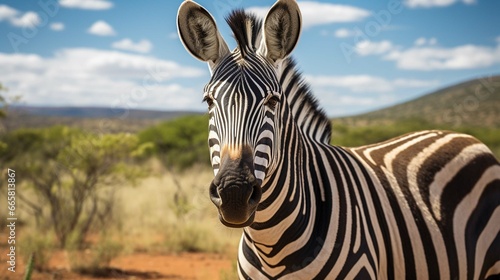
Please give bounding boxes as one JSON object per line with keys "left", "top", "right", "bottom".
{"left": 260, "top": 0, "right": 302, "bottom": 64}
{"left": 177, "top": 1, "right": 229, "bottom": 70}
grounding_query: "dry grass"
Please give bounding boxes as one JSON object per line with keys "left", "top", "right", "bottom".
{"left": 11, "top": 161, "right": 242, "bottom": 273}
{"left": 115, "top": 163, "right": 241, "bottom": 255}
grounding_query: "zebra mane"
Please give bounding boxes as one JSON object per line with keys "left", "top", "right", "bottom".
{"left": 226, "top": 10, "right": 262, "bottom": 58}
{"left": 226, "top": 10, "right": 332, "bottom": 144}
{"left": 280, "top": 58, "right": 332, "bottom": 144}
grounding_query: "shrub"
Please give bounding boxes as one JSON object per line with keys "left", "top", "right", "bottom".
{"left": 0, "top": 126, "right": 143, "bottom": 248}
{"left": 69, "top": 236, "right": 123, "bottom": 273}
{"left": 19, "top": 234, "right": 54, "bottom": 271}
{"left": 138, "top": 115, "right": 210, "bottom": 170}
{"left": 163, "top": 222, "right": 227, "bottom": 253}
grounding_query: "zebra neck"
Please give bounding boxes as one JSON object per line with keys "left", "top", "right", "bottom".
{"left": 245, "top": 110, "right": 333, "bottom": 259}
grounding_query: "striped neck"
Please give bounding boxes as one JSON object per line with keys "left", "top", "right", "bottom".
{"left": 241, "top": 60, "right": 336, "bottom": 276}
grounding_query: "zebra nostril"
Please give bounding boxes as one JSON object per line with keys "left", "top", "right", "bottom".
{"left": 245, "top": 173, "right": 260, "bottom": 205}
{"left": 209, "top": 180, "right": 222, "bottom": 207}
{"left": 248, "top": 183, "right": 262, "bottom": 207}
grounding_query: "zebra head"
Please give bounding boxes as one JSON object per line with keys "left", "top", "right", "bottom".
{"left": 177, "top": 0, "right": 301, "bottom": 227}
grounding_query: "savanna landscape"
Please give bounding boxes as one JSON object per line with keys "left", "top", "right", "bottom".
{"left": 0, "top": 75, "right": 499, "bottom": 280}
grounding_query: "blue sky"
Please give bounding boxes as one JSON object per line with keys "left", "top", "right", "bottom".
{"left": 0, "top": 0, "right": 499, "bottom": 117}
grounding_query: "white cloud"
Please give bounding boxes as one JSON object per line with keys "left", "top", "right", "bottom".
{"left": 414, "top": 37, "right": 437, "bottom": 46}
{"left": 304, "top": 75, "right": 441, "bottom": 116}
{"left": 334, "top": 28, "right": 362, "bottom": 38}
{"left": 405, "top": 0, "right": 476, "bottom": 8}
{"left": 348, "top": 37, "right": 500, "bottom": 71}
{"left": 87, "top": 20, "right": 116, "bottom": 36}
{"left": 355, "top": 40, "right": 395, "bottom": 56}
{"left": 337, "top": 95, "right": 380, "bottom": 106}
{"left": 112, "top": 38, "right": 153, "bottom": 54}
{"left": 308, "top": 75, "right": 393, "bottom": 92}
{"left": 10, "top": 11, "right": 41, "bottom": 28}
{"left": 59, "top": 0, "right": 113, "bottom": 10}
{"left": 385, "top": 43, "right": 500, "bottom": 70}
{"left": 0, "top": 48, "right": 207, "bottom": 110}
{"left": 0, "top": 5, "right": 18, "bottom": 21}
{"left": 0, "top": 5, "right": 41, "bottom": 28}
{"left": 306, "top": 75, "right": 439, "bottom": 92}
{"left": 50, "top": 22, "right": 65, "bottom": 31}
{"left": 414, "top": 37, "right": 426, "bottom": 46}
{"left": 247, "top": 1, "right": 370, "bottom": 29}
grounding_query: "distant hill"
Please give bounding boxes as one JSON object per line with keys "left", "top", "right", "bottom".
{"left": 3, "top": 106, "right": 204, "bottom": 133}
{"left": 10, "top": 106, "right": 202, "bottom": 119}
{"left": 337, "top": 75, "right": 500, "bottom": 128}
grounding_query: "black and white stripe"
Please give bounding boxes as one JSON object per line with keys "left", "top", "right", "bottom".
{"left": 177, "top": 1, "right": 500, "bottom": 279}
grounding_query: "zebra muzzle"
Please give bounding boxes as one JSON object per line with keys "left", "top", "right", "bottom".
{"left": 209, "top": 158, "right": 262, "bottom": 228}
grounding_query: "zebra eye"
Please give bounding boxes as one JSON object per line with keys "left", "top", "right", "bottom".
{"left": 203, "top": 95, "right": 214, "bottom": 108}
{"left": 264, "top": 95, "right": 280, "bottom": 110}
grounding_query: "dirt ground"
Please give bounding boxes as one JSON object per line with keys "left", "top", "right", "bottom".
{"left": 0, "top": 250, "right": 234, "bottom": 280}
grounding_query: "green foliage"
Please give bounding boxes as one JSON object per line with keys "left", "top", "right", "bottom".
{"left": 23, "top": 253, "right": 34, "bottom": 280}
{"left": 332, "top": 118, "right": 433, "bottom": 147}
{"left": 138, "top": 114, "right": 209, "bottom": 170}
{"left": 0, "top": 83, "right": 7, "bottom": 118}
{"left": 0, "top": 126, "right": 72, "bottom": 162}
{"left": 1, "top": 126, "right": 142, "bottom": 248}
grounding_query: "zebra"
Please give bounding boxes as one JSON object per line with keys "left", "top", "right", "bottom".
{"left": 177, "top": 0, "right": 500, "bottom": 279}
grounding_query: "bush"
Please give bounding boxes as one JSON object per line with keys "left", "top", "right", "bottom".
{"left": 163, "top": 222, "right": 227, "bottom": 253}
{"left": 69, "top": 236, "right": 123, "bottom": 273}
{"left": 138, "top": 115, "right": 209, "bottom": 170}
{"left": 0, "top": 126, "right": 143, "bottom": 248}
{"left": 0, "top": 83, "right": 8, "bottom": 119}
{"left": 19, "top": 233, "right": 54, "bottom": 271}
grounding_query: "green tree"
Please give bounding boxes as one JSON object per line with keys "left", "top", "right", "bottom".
{"left": 138, "top": 115, "right": 209, "bottom": 170}
{"left": 1, "top": 126, "right": 141, "bottom": 248}
{"left": 0, "top": 83, "right": 7, "bottom": 119}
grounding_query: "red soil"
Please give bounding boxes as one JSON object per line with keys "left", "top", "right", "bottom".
{"left": 0, "top": 250, "right": 234, "bottom": 280}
